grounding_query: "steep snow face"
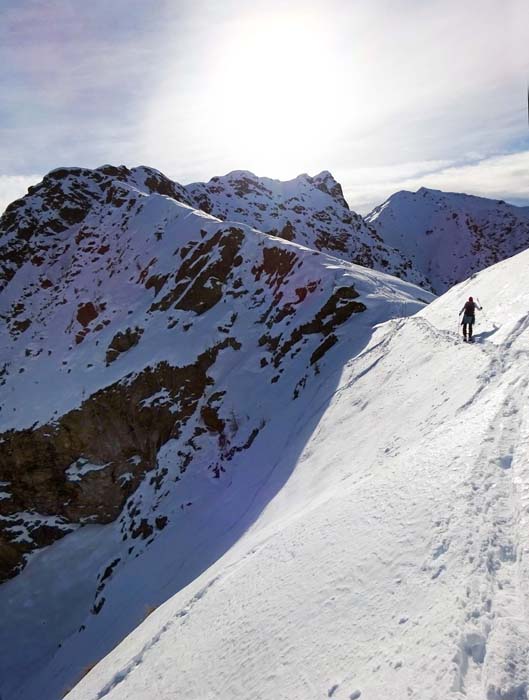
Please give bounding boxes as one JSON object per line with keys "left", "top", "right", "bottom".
{"left": 64, "top": 248, "right": 529, "bottom": 700}
{"left": 366, "top": 187, "right": 529, "bottom": 293}
{"left": 0, "top": 165, "right": 431, "bottom": 700}
{"left": 186, "top": 170, "right": 430, "bottom": 289}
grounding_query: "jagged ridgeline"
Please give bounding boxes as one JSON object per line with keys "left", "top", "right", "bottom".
{"left": 0, "top": 165, "right": 430, "bottom": 582}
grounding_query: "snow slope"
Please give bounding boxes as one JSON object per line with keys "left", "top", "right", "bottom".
{"left": 186, "top": 170, "right": 430, "bottom": 289}
{"left": 366, "top": 187, "right": 529, "bottom": 293}
{"left": 0, "top": 166, "right": 431, "bottom": 699}
{"left": 65, "top": 247, "right": 529, "bottom": 700}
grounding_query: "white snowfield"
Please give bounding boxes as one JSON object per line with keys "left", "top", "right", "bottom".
{"left": 63, "top": 248, "right": 529, "bottom": 700}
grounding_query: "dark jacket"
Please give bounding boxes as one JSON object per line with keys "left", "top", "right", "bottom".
{"left": 459, "top": 300, "right": 481, "bottom": 320}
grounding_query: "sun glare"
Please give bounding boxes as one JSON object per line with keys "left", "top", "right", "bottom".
{"left": 205, "top": 12, "right": 345, "bottom": 177}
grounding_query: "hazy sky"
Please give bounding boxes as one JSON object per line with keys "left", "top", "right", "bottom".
{"left": 1, "top": 0, "right": 528, "bottom": 213}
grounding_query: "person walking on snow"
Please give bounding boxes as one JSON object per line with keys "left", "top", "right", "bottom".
{"left": 459, "top": 296, "right": 482, "bottom": 341}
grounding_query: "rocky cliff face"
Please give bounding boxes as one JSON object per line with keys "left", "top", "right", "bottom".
{"left": 0, "top": 164, "right": 431, "bottom": 583}
{"left": 366, "top": 187, "right": 529, "bottom": 293}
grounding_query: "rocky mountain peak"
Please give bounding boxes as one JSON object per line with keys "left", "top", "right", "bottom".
{"left": 312, "top": 170, "right": 349, "bottom": 209}
{"left": 366, "top": 187, "right": 529, "bottom": 293}
{"left": 0, "top": 164, "right": 194, "bottom": 291}
{"left": 185, "top": 169, "right": 429, "bottom": 288}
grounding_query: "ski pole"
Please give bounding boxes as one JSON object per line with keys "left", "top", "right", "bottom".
{"left": 476, "top": 297, "right": 489, "bottom": 323}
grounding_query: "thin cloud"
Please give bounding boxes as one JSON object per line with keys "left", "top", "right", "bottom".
{"left": 345, "top": 151, "right": 529, "bottom": 214}
{"left": 0, "top": 0, "right": 163, "bottom": 173}
{"left": 140, "top": 0, "right": 529, "bottom": 189}
{"left": 1, "top": 0, "right": 528, "bottom": 214}
{"left": 0, "top": 175, "right": 41, "bottom": 216}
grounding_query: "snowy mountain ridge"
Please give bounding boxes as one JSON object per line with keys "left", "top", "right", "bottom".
{"left": 185, "top": 169, "right": 430, "bottom": 288}
{"left": 63, "top": 245, "right": 529, "bottom": 700}
{"left": 366, "top": 187, "right": 529, "bottom": 293}
{"left": 2, "top": 166, "right": 529, "bottom": 699}
{"left": 0, "top": 164, "right": 431, "bottom": 700}
{"left": 0, "top": 164, "right": 433, "bottom": 291}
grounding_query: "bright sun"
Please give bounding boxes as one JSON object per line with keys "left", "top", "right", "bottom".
{"left": 205, "top": 12, "right": 345, "bottom": 177}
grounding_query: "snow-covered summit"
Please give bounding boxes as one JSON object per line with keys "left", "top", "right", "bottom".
{"left": 0, "top": 164, "right": 194, "bottom": 291}
{"left": 366, "top": 187, "right": 529, "bottom": 293}
{"left": 1, "top": 165, "right": 431, "bottom": 291}
{"left": 185, "top": 170, "right": 430, "bottom": 288}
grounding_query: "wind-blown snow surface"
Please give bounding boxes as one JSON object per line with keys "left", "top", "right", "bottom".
{"left": 63, "top": 249, "right": 529, "bottom": 699}
{"left": 0, "top": 166, "right": 432, "bottom": 700}
{"left": 366, "top": 187, "right": 529, "bottom": 294}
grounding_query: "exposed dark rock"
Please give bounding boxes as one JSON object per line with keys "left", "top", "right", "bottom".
{"left": 0, "top": 339, "right": 240, "bottom": 581}
{"left": 201, "top": 406, "right": 225, "bottom": 433}
{"left": 106, "top": 327, "right": 144, "bottom": 365}
{"left": 270, "top": 286, "right": 366, "bottom": 368}
{"left": 77, "top": 302, "right": 100, "bottom": 327}
{"left": 150, "top": 227, "right": 245, "bottom": 315}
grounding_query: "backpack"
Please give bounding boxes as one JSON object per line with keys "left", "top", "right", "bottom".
{"left": 464, "top": 300, "right": 475, "bottom": 316}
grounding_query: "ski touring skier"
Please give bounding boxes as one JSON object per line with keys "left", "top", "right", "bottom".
{"left": 459, "top": 296, "right": 482, "bottom": 341}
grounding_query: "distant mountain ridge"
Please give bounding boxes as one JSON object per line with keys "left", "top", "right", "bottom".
{"left": 185, "top": 169, "right": 429, "bottom": 288}
{"left": 1, "top": 165, "right": 432, "bottom": 292}
{"left": 4, "top": 167, "right": 529, "bottom": 303}
{"left": 366, "top": 187, "right": 529, "bottom": 293}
